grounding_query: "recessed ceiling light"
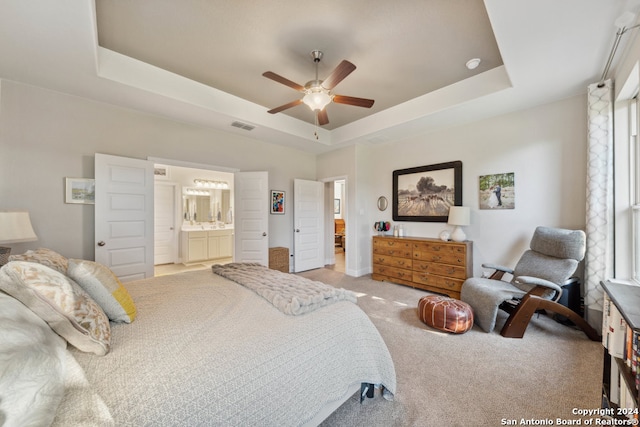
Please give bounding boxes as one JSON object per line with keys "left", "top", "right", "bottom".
{"left": 466, "top": 58, "right": 481, "bottom": 70}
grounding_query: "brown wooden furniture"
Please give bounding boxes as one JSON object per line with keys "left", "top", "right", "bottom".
{"left": 335, "top": 219, "right": 345, "bottom": 249}
{"left": 372, "top": 235, "right": 472, "bottom": 299}
{"left": 490, "top": 269, "right": 599, "bottom": 341}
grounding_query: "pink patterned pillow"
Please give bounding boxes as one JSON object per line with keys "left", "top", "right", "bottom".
{"left": 0, "top": 261, "right": 110, "bottom": 355}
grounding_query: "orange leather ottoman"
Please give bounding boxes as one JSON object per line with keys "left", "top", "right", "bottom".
{"left": 418, "top": 295, "right": 473, "bottom": 334}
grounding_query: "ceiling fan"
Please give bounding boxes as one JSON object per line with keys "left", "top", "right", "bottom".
{"left": 262, "top": 50, "right": 375, "bottom": 126}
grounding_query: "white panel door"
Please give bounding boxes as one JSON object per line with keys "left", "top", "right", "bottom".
{"left": 293, "top": 179, "right": 324, "bottom": 272}
{"left": 154, "top": 182, "right": 176, "bottom": 265}
{"left": 234, "top": 171, "right": 268, "bottom": 266}
{"left": 95, "top": 153, "right": 154, "bottom": 281}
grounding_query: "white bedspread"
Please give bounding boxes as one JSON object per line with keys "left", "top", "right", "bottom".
{"left": 52, "top": 269, "right": 396, "bottom": 426}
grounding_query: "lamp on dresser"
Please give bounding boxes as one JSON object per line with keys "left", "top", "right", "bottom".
{"left": 448, "top": 206, "right": 470, "bottom": 242}
{"left": 0, "top": 211, "right": 38, "bottom": 266}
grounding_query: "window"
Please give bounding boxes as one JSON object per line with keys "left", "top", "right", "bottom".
{"left": 632, "top": 97, "right": 640, "bottom": 282}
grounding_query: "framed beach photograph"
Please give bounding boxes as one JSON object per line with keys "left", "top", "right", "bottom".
{"left": 270, "top": 190, "right": 285, "bottom": 214}
{"left": 65, "top": 177, "right": 95, "bottom": 204}
{"left": 479, "top": 172, "right": 515, "bottom": 209}
{"left": 393, "top": 161, "right": 462, "bottom": 222}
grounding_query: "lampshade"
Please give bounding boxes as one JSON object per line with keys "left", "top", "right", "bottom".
{"left": 302, "top": 89, "right": 332, "bottom": 111}
{"left": 0, "top": 211, "right": 38, "bottom": 244}
{"left": 447, "top": 206, "right": 470, "bottom": 226}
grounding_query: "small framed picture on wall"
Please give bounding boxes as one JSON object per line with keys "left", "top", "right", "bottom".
{"left": 65, "top": 177, "right": 95, "bottom": 205}
{"left": 478, "top": 172, "right": 515, "bottom": 209}
{"left": 271, "top": 190, "right": 285, "bottom": 214}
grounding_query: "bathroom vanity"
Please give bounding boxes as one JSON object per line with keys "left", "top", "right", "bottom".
{"left": 181, "top": 226, "right": 233, "bottom": 263}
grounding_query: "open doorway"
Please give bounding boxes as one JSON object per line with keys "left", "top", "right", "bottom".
{"left": 153, "top": 162, "right": 235, "bottom": 276}
{"left": 330, "top": 179, "right": 346, "bottom": 273}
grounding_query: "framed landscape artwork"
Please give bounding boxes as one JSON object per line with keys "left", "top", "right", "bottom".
{"left": 65, "top": 177, "right": 95, "bottom": 204}
{"left": 392, "top": 161, "right": 462, "bottom": 222}
{"left": 479, "top": 172, "right": 515, "bottom": 210}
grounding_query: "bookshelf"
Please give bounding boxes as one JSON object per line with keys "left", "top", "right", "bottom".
{"left": 601, "top": 280, "right": 640, "bottom": 421}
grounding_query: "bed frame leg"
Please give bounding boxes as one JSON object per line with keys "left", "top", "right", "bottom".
{"left": 360, "top": 383, "right": 375, "bottom": 403}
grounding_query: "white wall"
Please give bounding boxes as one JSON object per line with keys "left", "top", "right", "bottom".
{"left": 0, "top": 80, "right": 316, "bottom": 260}
{"left": 1, "top": 78, "right": 588, "bottom": 277}
{"left": 319, "top": 94, "right": 588, "bottom": 277}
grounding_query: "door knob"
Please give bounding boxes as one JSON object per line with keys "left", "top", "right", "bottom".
{"left": 295, "top": 229, "right": 300, "bottom": 233}
{"left": 97, "top": 241, "right": 106, "bottom": 246}
{"left": 262, "top": 232, "right": 267, "bottom": 237}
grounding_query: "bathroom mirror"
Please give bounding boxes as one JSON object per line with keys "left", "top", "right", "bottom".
{"left": 377, "top": 196, "right": 388, "bottom": 211}
{"left": 183, "top": 190, "right": 231, "bottom": 223}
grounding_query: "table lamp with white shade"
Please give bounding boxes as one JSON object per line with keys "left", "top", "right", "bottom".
{"left": 0, "top": 211, "right": 38, "bottom": 266}
{"left": 447, "top": 206, "right": 470, "bottom": 242}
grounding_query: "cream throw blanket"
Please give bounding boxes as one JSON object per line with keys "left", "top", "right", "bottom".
{"left": 212, "top": 263, "right": 357, "bottom": 315}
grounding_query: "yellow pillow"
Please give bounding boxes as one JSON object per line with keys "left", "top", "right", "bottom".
{"left": 67, "top": 259, "right": 137, "bottom": 323}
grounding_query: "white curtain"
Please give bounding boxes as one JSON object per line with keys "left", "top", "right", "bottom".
{"left": 584, "top": 79, "right": 615, "bottom": 330}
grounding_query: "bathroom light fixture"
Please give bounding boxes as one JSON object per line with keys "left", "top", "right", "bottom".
{"left": 184, "top": 188, "right": 210, "bottom": 196}
{"left": 193, "top": 179, "right": 229, "bottom": 189}
{"left": 0, "top": 211, "right": 38, "bottom": 266}
{"left": 447, "top": 206, "right": 470, "bottom": 242}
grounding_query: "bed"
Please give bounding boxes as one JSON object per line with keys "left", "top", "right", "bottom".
{"left": 0, "top": 251, "right": 396, "bottom": 426}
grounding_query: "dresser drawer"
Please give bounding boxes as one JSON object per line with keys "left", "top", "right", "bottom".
{"left": 373, "top": 264, "right": 413, "bottom": 282}
{"left": 412, "top": 271, "right": 464, "bottom": 292}
{"left": 372, "top": 254, "right": 413, "bottom": 270}
{"left": 373, "top": 238, "right": 412, "bottom": 258}
{"left": 413, "top": 260, "right": 467, "bottom": 280}
{"left": 412, "top": 242, "right": 466, "bottom": 266}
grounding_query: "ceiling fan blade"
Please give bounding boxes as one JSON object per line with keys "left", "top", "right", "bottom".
{"left": 317, "top": 109, "right": 329, "bottom": 126}
{"left": 333, "top": 95, "right": 375, "bottom": 108}
{"left": 262, "top": 71, "right": 305, "bottom": 92}
{"left": 267, "top": 99, "right": 303, "bottom": 114}
{"left": 321, "top": 60, "right": 356, "bottom": 90}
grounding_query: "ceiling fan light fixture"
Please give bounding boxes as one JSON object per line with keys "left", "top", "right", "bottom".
{"left": 303, "top": 89, "right": 332, "bottom": 111}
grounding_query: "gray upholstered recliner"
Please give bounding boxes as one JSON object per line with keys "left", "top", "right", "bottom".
{"left": 460, "top": 226, "right": 599, "bottom": 340}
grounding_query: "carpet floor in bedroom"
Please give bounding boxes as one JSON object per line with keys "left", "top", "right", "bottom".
{"left": 296, "top": 268, "right": 603, "bottom": 427}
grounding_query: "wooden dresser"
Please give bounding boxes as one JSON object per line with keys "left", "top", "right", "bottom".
{"left": 372, "top": 235, "right": 473, "bottom": 299}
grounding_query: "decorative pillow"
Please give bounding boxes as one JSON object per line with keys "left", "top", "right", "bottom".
{"left": 9, "top": 247, "right": 68, "bottom": 274}
{"left": 67, "top": 259, "right": 137, "bottom": 323}
{"left": 0, "top": 291, "right": 67, "bottom": 427}
{"left": 0, "top": 261, "right": 111, "bottom": 356}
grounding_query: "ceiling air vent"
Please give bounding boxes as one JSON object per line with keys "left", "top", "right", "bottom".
{"left": 231, "top": 121, "right": 255, "bottom": 131}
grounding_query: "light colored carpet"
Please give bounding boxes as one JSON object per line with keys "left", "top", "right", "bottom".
{"left": 297, "top": 269, "right": 603, "bottom": 427}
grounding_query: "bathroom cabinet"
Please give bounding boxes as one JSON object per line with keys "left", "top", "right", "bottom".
{"left": 181, "top": 228, "right": 233, "bottom": 263}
